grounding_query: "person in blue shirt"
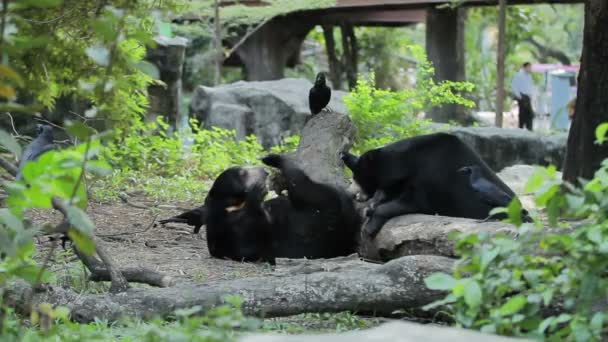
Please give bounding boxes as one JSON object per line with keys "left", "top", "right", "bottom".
{"left": 511, "top": 62, "right": 535, "bottom": 131}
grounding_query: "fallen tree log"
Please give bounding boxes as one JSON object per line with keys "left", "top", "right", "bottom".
{"left": 5, "top": 255, "right": 454, "bottom": 323}
{"left": 360, "top": 214, "right": 517, "bottom": 262}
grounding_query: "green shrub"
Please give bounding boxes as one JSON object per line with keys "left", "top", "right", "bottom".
{"left": 98, "top": 117, "right": 300, "bottom": 202}
{"left": 424, "top": 125, "right": 608, "bottom": 341}
{"left": 344, "top": 45, "right": 475, "bottom": 152}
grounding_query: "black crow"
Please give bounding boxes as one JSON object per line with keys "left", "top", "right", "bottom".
{"left": 459, "top": 165, "right": 513, "bottom": 208}
{"left": 159, "top": 205, "right": 208, "bottom": 234}
{"left": 16, "top": 125, "right": 55, "bottom": 180}
{"left": 308, "top": 72, "right": 331, "bottom": 116}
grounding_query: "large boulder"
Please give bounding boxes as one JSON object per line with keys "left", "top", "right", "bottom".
{"left": 443, "top": 126, "right": 567, "bottom": 172}
{"left": 189, "top": 78, "right": 348, "bottom": 148}
{"left": 240, "top": 321, "right": 530, "bottom": 342}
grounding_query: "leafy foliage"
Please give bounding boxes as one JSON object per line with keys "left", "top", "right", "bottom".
{"left": 97, "top": 117, "right": 299, "bottom": 202}
{"left": 344, "top": 45, "right": 474, "bottom": 152}
{"left": 465, "top": 5, "right": 583, "bottom": 111}
{"left": 1, "top": 0, "right": 183, "bottom": 128}
{"left": 424, "top": 124, "right": 608, "bottom": 341}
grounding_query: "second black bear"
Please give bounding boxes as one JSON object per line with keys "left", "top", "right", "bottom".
{"left": 341, "top": 132, "right": 526, "bottom": 237}
{"left": 161, "top": 154, "right": 361, "bottom": 263}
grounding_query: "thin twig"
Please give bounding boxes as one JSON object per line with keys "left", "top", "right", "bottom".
{"left": 118, "top": 193, "right": 151, "bottom": 209}
{"left": 32, "top": 117, "right": 65, "bottom": 131}
{"left": 96, "top": 214, "right": 158, "bottom": 238}
{"left": 20, "top": 8, "right": 76, "bottom": 24}
{"left": 225, "top": 17, "right": 271, "bottom": 58}
{"left": 5, "top": 113, "right": 19, "bottom": 136}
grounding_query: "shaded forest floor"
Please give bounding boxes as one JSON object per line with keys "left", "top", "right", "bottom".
{"left": 29, "top": 196, "right": 272, "bottom": 286}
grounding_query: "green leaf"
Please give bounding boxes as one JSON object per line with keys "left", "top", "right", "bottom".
{"left": 507, "top": 198, "right": 523, "bottom": 226}
{"left": 174, "top": 305, "right": 202, "bottom": 317}
{"left": 65, "top": 121, "right": 96, "bottom": 140}
{"left": 499, "top": 295, "right": 527, "bottom": 316}
{"left": 525, "top": 168, "right": 548, "bottom": 193}
{"left": 590, "top": 312, "right": 604, "bottom": 335}
{"left": 586, "top": 225, "right": 602, "bottom": 244}
{"left": 595, "top": 123, "right": 608, "bottom": 145}
{"left": 135, "top": 61, "right": 160, "bottom": 79}
{"left": 85, "top": 45, "right": 110, "bottom": 66}
{"left": 572, "top": 320, "right": 592, "bottom": 342}
{"left": 424, "top": 272, "right": 458, "bottom": 290}
{"left": 422, "top": 293, "right": 457, "bottom": 311}
{"left": 65, "top": 205, "right": 95, "bottom": 235}
{"left": 0, "top": 208, "right": 23, "bottom": 231}
{"left": 0, "top": 129, "right": 22, "bottom": 158}
{"left": 67, "top": 229, "right": 96, "bottom": 256}
{"left": 464, "top": 280, "right": 482, "bottom": 308}
{"left": 480, "top": 246, "right": 499, "bottom": 272}
{"left": 12, "top": 264, "right": 47, "bottom": 284}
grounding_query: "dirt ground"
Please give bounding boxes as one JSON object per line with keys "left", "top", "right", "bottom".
{"left": 29, "top": 196, "right": 273, "bottom": 286}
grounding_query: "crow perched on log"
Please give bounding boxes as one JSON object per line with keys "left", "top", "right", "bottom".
{"left": 309, "top": 72, "right": 331, "bottom": 116}
{"left": 159, "top": 205, "right": 208, "bottom": 234}
{"left": 16, "top": 125, "right": 55, "bottom": 180}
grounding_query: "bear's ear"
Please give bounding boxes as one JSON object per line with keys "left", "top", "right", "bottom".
{"left": 225, "top": 199, "right": 246, "bottom": 213}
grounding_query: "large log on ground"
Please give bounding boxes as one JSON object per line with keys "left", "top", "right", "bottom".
{"left": 241, "top": 321, "right": 532, "bottom": 342}
{"left": 360, "top": 214, "right": 517, "bottom": 262}
{"left": 5, "top": 255, "right": 453, "bottom": 323}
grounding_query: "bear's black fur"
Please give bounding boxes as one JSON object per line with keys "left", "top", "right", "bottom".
{"left": 341, "top": 132, "right": 525, "bottom": 237}
{"left": 162, "top": 154, "right": 361, "bottom": 263}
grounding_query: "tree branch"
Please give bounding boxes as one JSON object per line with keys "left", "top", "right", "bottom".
{"left": 4, "top": 255, "right": 454, "bottom": 323}
{"left": 51, "top": 197, "right": 174, "bottom": 289}
{"left": 0, "top": 155, "right": 17, "bottom": 176}
{"left": 524, "top": 37, "right": 572, "bottom": 65}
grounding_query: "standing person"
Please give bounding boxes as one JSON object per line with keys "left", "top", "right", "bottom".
{"left": 511, "top": 62, "right": 535, "bottom": 131}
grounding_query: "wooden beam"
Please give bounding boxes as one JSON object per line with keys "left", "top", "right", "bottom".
{"left": 317, "top": 9, "right": 426, "bottom": 25}
{"left": 334, "top": 0, "right": 581, "bottom": 8}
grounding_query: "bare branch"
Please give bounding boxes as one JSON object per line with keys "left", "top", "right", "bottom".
{"left": 0, "top": 155, "right": 17, "bottom": 177}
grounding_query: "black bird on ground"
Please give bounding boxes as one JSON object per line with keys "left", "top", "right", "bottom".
{"left": 16, "top": 125, "right": 55, "bottom": 180}
{"left": 159, "top": 205, "right": 208, "bottom": 234}
{"left": 459, "top": 165, "right": 513, "bottom": 208}
{"left": 309, "top": 72, "right": 331, "bottom": 116}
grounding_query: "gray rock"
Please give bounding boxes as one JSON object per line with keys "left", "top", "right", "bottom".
{"left": 435, "top": 125, "right": 567, "bottom": 172}
{"left": 189, "top": 78, "right": 348, "bottom": 148}
{"left": 240, "top": 321, "right": 530, "bottom": 342}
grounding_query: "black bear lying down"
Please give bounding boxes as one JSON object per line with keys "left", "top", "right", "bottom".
{"left": 161, "top": 154, "right": 361, "bottom": 263}
{"left": 341, "top": 132, "right": 528, "bottom": 237}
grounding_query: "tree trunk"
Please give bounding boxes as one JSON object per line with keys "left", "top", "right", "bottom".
{"left": 236, "top": 18, "right": 313, "bottom": 81}
{"left": 213, "top": 0, "right": 222, "bottom": 85}
{"left": 340, "top": 24, "right": 358, "bottom": 90}
{"left": 5, "top": 255, "right": 454, "bottom": 323}
{"left": 563, "top": 0, "right": 608, "bottom": 182}
{"left": 425, "top": 7, "right": 468, "bottom": 124}
{"left": 322, "top": 25, "right": 343, "bottom": 90}
{"left": 495, "top": 0, "right": 507, "bottom": 127}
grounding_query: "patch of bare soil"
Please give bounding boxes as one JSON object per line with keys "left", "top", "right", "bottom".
{"left": 28, "top": 197, "right": 272, "bottom": 285}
